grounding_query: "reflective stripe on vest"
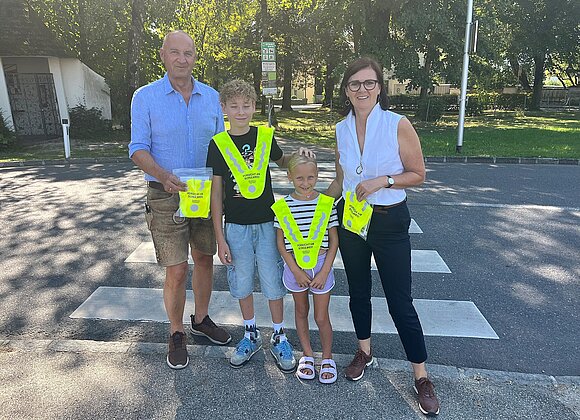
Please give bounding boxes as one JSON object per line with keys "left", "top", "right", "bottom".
{"left": 178, "top": 178, "right": 212, "bottom": 218}
{"left": 342, "top": 190, "right": 373, "bottom": 238}
{"left": 213, "top": 126, "right": 274, "bottom": 199}
{"left": 271, "top": 194, "right": 334, "bottom": 269}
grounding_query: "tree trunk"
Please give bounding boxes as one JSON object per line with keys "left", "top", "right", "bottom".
{"left": 126, "top": 0, "right": 143, "bottom": 98}
{"left": 281, "top": 52, "right": 293, "bottom": 111}
{"left": 77, "top": 0, "right": 87, "bottom": 62}
{"left": 530, "top": 52, "right": 546, "bottom": 110}
{"left": 323, "top": 61, "right": 336, "bottom": 107}
{"left": 314, "top": 68, "right": 323, "bottom": 97}
{"left": 419, "top": 47, "right": 434, "bottom": 101}
{"left": 509, "top": 56, "right": 531, "bottom": 91}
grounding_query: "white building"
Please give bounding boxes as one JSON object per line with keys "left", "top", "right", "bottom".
{"left": 0, "top": 1, "right": 111, "bottom": 138}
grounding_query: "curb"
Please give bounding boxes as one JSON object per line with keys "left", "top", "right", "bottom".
{"left": 0, "top": 156, "right": 579, "bottom": 168}
{"left": 2, "top": 338, "right": 578, "bottom": 387}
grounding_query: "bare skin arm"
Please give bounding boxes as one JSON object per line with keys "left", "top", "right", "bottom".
{"left": 325, "top": 147, "right": 344, "bottom": 199}
{"left": 210, "top": 175, "right": 231, "bottom": 265}
{"left": 354, "top": 118, "right": 426, "bottom": 201}
{"left": 132, "top": 150, "right": 187, "bottom": 192}
{"left": 310, "top": 226, "right": 339, "bottom": 289}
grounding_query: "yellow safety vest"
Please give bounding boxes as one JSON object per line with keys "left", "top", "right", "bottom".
{"left": 213, "top": 126, "right": 274, "bottom": 199}
{"left": 271, "top": 194, "right": 334, "bottom": 269}
{"left": 342, "top": 190, "right": 373, "bottom": 238}
{"left": 178, "top": 178, "right": 212, "bottom": 218}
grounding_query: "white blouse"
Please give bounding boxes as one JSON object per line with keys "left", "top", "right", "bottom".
{"left": 336, "top": 103, "right": 407, "bottom": 206}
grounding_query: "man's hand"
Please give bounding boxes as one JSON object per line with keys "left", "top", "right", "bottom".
{"left": 159, "top": 172, "right": 187, "bottom": 193}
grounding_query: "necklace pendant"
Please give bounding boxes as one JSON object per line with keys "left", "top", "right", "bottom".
{"left": 356, "top": 163, "right": 363, "bottom": 175}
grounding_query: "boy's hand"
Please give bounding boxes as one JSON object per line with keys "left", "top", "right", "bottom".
{"left": 294, "top": 269, "right": 312, "bottom": 288}
{"left": 297, "top": 147, "right": 316, "bottom": 159}
{"left": 217, "top": 241, "right": 232, "bottom": 265}
{"left": 310, "top": 271, "right": 328, "bottom": 290}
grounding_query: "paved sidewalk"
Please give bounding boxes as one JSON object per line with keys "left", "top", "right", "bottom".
{"left": 1, "top": 339, "right": 578, "bottom": 419}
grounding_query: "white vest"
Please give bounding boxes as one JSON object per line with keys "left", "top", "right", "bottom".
{"left": 336, "top": 104, "right": 407, "bottom": 205}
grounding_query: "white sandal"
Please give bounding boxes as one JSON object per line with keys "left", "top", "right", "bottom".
{"left": 319, "top": 358, "right": 337, "bottom": 384}
{"left": 296, "top": 356, "right": 316, "bottom": 380}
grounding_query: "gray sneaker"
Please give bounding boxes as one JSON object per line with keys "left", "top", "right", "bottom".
{"left": 270, "top": 332, "right": 296, "bottom": 373}
{"left": 230, "top": 330, "right": 262, "bottom": 368}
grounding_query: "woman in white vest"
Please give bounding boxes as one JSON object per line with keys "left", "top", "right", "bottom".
{"left": 326, "top": 57, "right": 440, "bottom": 416}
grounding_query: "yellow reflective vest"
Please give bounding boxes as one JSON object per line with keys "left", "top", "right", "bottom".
{"left": 342, "top": 190, "right": 373, "bottom": 238}
{"left": 272, "top": 194, "right": 334, "bottom": 269}
{"left": 178, "top": 178, "right": 212, "bottom": 218}
{"left": 213, "top": 126, "right": 274, "bottom": 199}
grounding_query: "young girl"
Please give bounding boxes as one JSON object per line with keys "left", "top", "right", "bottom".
{"left": 272, "top": 154, "right": 339, "bottom": 383}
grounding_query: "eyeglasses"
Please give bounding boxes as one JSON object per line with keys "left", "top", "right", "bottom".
{"left": 347, "top": 79, "right": 379, "bottom": 92}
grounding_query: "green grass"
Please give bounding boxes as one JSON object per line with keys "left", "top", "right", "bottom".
{"left": 0, "top": 109, "right": 578, "bottom": 161}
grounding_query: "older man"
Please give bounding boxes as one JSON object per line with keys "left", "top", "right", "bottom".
{"left": 129, "top": 30, "right": 231, "bottom": 369}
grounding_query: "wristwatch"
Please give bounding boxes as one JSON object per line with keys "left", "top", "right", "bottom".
{"left": 386, "top": 175, "right": 395, "bottom": 188}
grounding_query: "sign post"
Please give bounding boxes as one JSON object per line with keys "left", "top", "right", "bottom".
{"left": 62, "top": 118, "right": 70, "bottom": 160}
{"left": 261, "top": 42, "right": 277, "bottom": 127}
{"left": 456, "top": 0, "right": 474, "bottom": 154}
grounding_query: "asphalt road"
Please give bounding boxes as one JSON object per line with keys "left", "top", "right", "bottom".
{"left": 0, "top": 161, "right": 578, "bottom": 377}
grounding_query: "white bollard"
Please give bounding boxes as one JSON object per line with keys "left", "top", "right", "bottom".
{"left": 62, "top": 118, "right": 70, "bottom": 160}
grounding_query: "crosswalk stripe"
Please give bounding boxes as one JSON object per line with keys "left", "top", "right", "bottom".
{"left": 125, "top": 242, "right": 449, "bottom": 273}
{"left": 70, "top": 287, "right": 498, "bottom": 339}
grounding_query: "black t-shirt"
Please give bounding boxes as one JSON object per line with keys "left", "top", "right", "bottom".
{"left": 206, "top": 126, "right": 283, "bottom": 225}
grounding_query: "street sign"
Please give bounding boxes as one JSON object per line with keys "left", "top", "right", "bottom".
{"left": 260, "top": 42, "right": 277, "bottom": 97}
{"left": 261, "top": 61, "right": 276, "bottom": 72}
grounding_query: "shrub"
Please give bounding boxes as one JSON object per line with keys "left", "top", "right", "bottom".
{"left": 0, "top": 109, "right": 15, "bottom": 146}
{"left": 68, "top": 105, "right": 111, "bottom": 138}
{"left": 415, "top": 97, "right": 446, "bottom": 121}
{"left": 465, "top": 96, "right": 484, "bottom": 116}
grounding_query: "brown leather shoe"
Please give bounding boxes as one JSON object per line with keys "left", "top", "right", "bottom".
{"left": 167, "top": 331, "right": 188, "bottom": 369}
{"left": 344, "top": 348, "right": 373, "bottom": 381}
{"left": 414, "top": 377, "right": 440, "bottom": 416}
{"left": 190, "top": 314, "right": 232, "bottom": 345}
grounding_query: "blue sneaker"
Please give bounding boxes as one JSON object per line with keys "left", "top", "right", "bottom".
{"left": 230, "top": 330, "right": 262, "bottom": 368}
{"left": 270, "top": 332, "right": 296, "bottom": 373}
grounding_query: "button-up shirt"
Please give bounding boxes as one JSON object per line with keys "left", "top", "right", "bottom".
{"left": 129, "top": 73, "right": 225, "bottom": 181}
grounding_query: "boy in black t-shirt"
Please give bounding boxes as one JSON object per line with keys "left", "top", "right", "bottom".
{"left": 206, "top": 79, "right": 314, "bottom": 372}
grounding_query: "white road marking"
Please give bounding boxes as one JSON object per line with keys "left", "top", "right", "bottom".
{"left": 125, "top": 243, "right": 448, "bottom": 273}
{"left": 70, "top": 287, "right": 498, "bottom": 339}
{"left": 439, "top": 202, "right": 580, "bottom": 212}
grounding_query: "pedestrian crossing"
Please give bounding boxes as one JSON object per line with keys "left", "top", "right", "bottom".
{"left": 124, "top": 241, "right": 450, "bottom": 273}
{"left": 70, "top": 169, "right": 497, "bottom": 340}
{"left": 70, "top": 287, "right": 498, "bottom": 339}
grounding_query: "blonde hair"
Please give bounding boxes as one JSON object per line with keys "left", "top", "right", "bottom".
{"left": 219, "top": 79, "right": 257, "bottom": 104}
{"left": 287, "top": 153, "right": 317, "bottom": 174}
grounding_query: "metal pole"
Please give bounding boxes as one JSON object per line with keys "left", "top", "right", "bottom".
{"left": 456, "top": 0, "right": 474, "bottom": 154}
{"left": 267, "top": 97, "right": 272, "bottom": 127}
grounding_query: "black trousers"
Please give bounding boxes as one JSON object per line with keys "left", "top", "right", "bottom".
{"left": 337, "top": 200, "right": 428, "bottom": 364}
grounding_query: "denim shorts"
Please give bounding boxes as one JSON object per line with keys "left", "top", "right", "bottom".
{"left": 146, "top": 187, "right": 216, "bottom": 267}
{"left": 283, "top": 252, "right": 335, "bottom": 294}
{"left": 224, "top": 222, "right": 286, "bottom": 300}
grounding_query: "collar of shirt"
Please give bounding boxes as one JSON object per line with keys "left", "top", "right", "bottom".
{"left": 161, "top": 73, "right": 203, "bottom": 97}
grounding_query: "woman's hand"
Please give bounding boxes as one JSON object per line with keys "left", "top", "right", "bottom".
{"left": 355, "top": 177, "right": 385, "bottom": 201}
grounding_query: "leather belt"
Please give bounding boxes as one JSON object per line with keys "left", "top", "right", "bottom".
{"left": 373, "top": 199, "right": 406, "bottom": 212}
{"left": 147, "top": 181, "right": 166, "bottom": 191}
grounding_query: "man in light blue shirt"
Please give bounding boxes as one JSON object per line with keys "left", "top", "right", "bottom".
{"left": 129, "top": 30, "right": 231, "bottom": 370}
